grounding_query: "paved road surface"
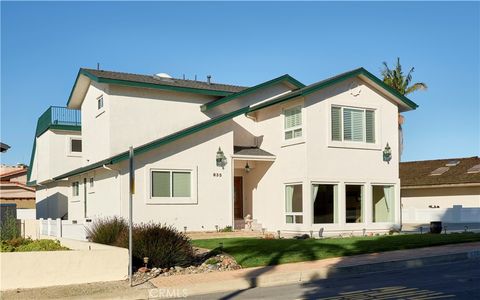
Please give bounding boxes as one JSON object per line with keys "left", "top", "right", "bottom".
{"left": 189, "top": 259, "right": 480, "bottom": 299}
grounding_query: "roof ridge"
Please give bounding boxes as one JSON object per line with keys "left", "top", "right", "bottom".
{"left": 401, "top": 156, "right": 480, "bottom": 164}
{"left": 81, "top": 68, "right": 248, "bottom": 89}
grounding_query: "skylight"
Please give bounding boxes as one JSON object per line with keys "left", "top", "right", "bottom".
{"left": 445, "top": 160, "right": 460, "bottom": 167}
{"left": 467, "top": 164, "right": 480, "bottom": 174}
{"left": 430, "top": 167, "right": 449, "bottom": 176}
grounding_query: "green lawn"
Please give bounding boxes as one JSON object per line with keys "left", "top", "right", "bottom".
{"left": 192, "top": 233, "right": 480, "bottom": 268}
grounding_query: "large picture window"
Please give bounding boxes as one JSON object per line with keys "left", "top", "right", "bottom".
{"left": 151, "top": 170, "right": 191, "bottom": 198}
{"left": 345, "top": 185, "right": 364, "bottom": 223}
{"left": 283, "top": 106, "right": 302, "bottom": 140}
{"left": 312, "top": 184, "right": 338, "bottom": 224}
{"left": 285, "top": 184, "right": 303, "bottom": 224}
{"left": 331, "top": 106, "right": 375, "bottom": 143}
{"left": 372, "top": 185, "right": 395, "bottom": 222}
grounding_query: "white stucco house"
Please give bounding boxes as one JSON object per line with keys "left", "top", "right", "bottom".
{"left": 28, "top": 67, "right": 418, "bottom": 235}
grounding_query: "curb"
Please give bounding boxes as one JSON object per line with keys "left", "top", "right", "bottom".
{"left": 151, "top": 249, "right": 480, "bottom": 298}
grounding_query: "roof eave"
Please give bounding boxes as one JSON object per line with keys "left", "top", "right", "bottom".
{"left": 201, "top": 74, "right": 305, "bottom": 112}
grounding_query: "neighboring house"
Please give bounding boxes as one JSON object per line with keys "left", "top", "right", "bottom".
{"left": 0, "top": 165, "right": 36, "bottom": 219}
{"left": 400, "top": 157, "right": 480, "bottom": 224}
{"left": 28, "top": 67, "right": 417, "bottom": 235}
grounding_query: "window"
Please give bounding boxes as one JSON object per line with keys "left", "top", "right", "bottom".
{"left": 284, "top": 106, "right": 302, "bottom": 140}
{"left": 72, "top": 181, "right": 79, "bottom": 197}
{"left": 345, "top": 185, "right": 364, "bottom": 223}
{"left": 285, "top": 184, "right": 303, "bottom": 224}
{"left": 97, "top": 95, "right": 104, "bottom": 110}
{"left": 151, "top": 170, "right": 191, "bottom": 198}
{"left": 372, "top": 185, "right": 395, "bottom": 222}
{"left": 312, "top": 184, "right": 338, "bottom": 224}
{"left": 331, "top": 106, "right": 375, "bottom": 143}
{"left": 71, "top": 139, "right": 82, "bottom": 153}
{"left": 89, "top": 177, "right": 94, "bottom": 188}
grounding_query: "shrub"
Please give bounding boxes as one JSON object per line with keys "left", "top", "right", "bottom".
{"left": 86, "top": 216, "right": 128, "bottom": 246}
{"left": 117, "top": 223, "right": 195, "bottom": 268}
{"left": 15, "top": 239, "right": 68, "bottom": 252}
{"left": 219, "top": 226, "right": 233, "bottom": 232}
{"left": 0, "top": 238, "right": 69, "bottom": 252}
{"left": 0, "top": 211, "right": 19, "bottom": 240}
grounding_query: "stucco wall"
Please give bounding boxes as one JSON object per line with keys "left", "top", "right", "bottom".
{"left": 401, "top": 186, "right": 480, "bottom": 209}
{"left": 0, "top": 238, "right": 128, "bottom": 290}
{"left": 36, "top": 181, "right": 69, "bottom": 219}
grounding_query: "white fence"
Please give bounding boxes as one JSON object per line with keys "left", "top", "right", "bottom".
{"left": 16, "top": 208, "right": 36, "bottom": 220}
{"left": 402, "top": 205, "right": 480, "bottom": 224}
{"left": 39, "top": 218, "right": 89, "bottom": 240}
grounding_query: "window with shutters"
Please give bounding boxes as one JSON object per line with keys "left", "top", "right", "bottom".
{"left": 331, "top": 106, "right": 375, "bottom": 144}
{"left": 151, "top": 170, "right": 192, "bottom": 200}
{"left": 283, "top": 105, "right": 303, "bottom": 141}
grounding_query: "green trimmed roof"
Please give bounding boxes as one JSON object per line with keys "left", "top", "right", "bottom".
{"left": 201, "top": 74, "right": 305, "bottom": 111}
{"left": 249, "top": 67, "right": 418, "bottom": 113}
{"left": 67, "top": 69, "right": 248, "bottom": 107}
{"left": 51, "top": 67, "right": 418, "bottom": 182}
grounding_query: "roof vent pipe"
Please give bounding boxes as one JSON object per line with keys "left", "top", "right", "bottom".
{"left": 207, "top": 75, "right": 212, "bottom": 85}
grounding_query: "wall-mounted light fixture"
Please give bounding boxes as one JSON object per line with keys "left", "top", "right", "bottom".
{"left": 383, "top": 143, "right": 392, "bottom": 163}
{"left": 245, "top": 162, "right": 251, "bottom": 173}
{"left": 216, "top": 147, "right": 227, "bottom": 169}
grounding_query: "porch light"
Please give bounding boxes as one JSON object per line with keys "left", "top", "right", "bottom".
{"left": 245, "top": 162, "right": 251, "bottom": 173}
{"left": 383, "top": 143, "right": 392, "bottom": 163}
{"left": 216, "top": 147, "right": 227, "bottom": 169}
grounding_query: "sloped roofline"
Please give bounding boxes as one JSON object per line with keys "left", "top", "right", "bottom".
{"left": 200, "top": 74, "right": 305, "bottom": 111}
{"left": 52, "top": 67, "right": 418, "bottom": 182}
{"left": 249, "top": 68, "right": 418, "bottom": 113}
{"left": 66, "top": 69, "right": 243, "bottom": 108}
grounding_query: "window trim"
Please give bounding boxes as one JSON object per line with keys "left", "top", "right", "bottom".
{"left": 329, "top": 105, "right": 380, "bottom": 150}
{"left": 282, "top": 104, "right": 304, "bottom": 144}
{"left": 67, "top": 137, "right": 82, "bottom": 157}
{"left": 97, "top": 95, "right": 104, "bottom": 110}
{"left": 284, "top": 182, "right": 304, "bottom": 224}
{"left": 148, "top": 168, "right": 196, "bottom": 205}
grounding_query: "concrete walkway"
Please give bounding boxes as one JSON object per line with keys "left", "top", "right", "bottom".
{"left": 150, "top": 242, "right": 480, "bottom": 297}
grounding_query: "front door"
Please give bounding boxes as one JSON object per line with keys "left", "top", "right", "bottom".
{"left": 234, "top": 176, "right": 244, "bottom": 219}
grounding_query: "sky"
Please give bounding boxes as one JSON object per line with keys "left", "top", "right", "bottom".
{"left": 1, "top": 1, "right": 479, "bottom": 166}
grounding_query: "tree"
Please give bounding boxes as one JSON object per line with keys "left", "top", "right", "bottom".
{"left": 381, "top": 58, "right": 427, "bottom": 159}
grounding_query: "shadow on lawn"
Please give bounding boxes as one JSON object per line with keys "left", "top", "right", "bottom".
{"left": 217, "top": 239, "right": 346, "bottom": 300}
{"left": 216, "top": 233, "right": 480, "bottom": 300}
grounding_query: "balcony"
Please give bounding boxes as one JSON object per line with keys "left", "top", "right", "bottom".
{"left": 36, "top": 106, "right": 81, "bottom": 136}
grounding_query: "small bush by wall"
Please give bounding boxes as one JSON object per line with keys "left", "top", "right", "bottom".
{"left": 86, "top": 216, "right": 127, "bottom": 245}
{"left": 87, "top": 218, "right": 195, "bottom": 268}
{"left": 0, "top": 211, "right": 20, "bottom": 240}
{"left": 1, "top": 238, "right": 68, "bottom": 252}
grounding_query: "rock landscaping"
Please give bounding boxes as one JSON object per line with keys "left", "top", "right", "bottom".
{"left": 132, "top": 248, "right": 241, "bottom": 284}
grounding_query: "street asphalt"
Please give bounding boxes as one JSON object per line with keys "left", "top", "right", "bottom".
{"left": 189, "top": 259, "right": 480, "bottom": 300}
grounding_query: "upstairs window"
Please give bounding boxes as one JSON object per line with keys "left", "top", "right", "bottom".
{"left": 97, "top": 95, "right": 104, "bottom": 110}
{"left": 331, "top": 106, "right": 375, "bottom": 143}
{"left": 283, "top": 105, "right": 302, "bottom": 140}
{"left": 71, "top": 139, "right": 82, "bottom": 153}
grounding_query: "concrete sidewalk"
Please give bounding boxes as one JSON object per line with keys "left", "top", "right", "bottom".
{"left": 150, "top": 242, "right": 480, "bottom": 297}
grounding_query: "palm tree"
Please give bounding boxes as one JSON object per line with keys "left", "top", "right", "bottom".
{"left": 381, "top": 58, "right": 427, "bottom": 159}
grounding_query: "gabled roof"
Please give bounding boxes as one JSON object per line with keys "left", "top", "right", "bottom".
{"left": 67, "top": 68, "right": 247, "bottom": 108}
{"left": 400, "top": 156, "right": 480, "bottom": 187}
{"left": 249, "top": 68, "right": 418, "bottom": 113}
{"left": 52, "top": 67, "right": 418, "bottom": 182}
{"left": 201, "top": 74, "right": 305, "bottom": 111}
